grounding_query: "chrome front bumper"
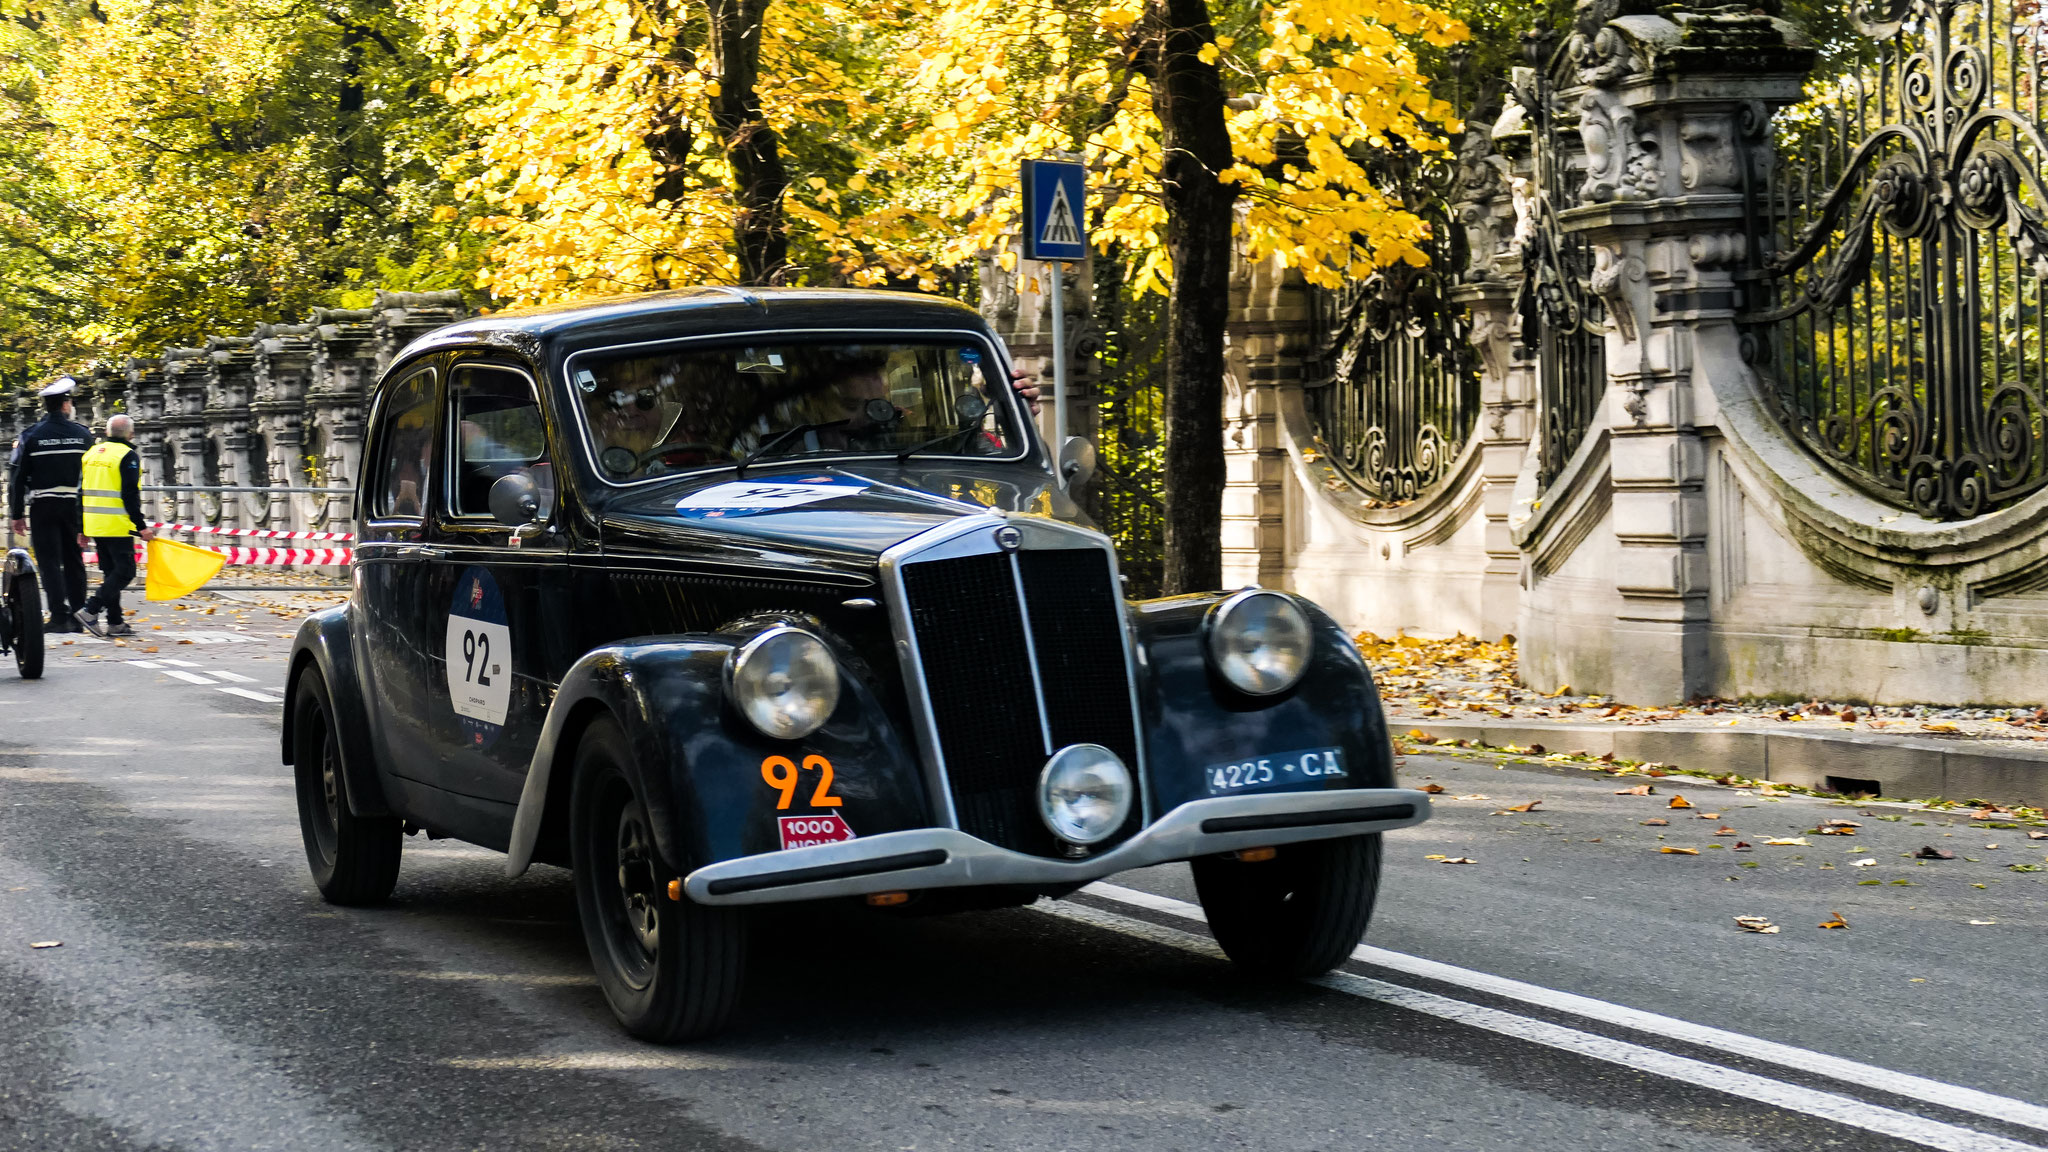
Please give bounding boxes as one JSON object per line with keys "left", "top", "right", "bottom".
{"left": 684, "top": 787, "right": 1432, "bottom": 906}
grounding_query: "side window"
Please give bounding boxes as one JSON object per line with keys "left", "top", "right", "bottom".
{"left": 374, "top": 370, "right": 438, "bottom": 519}
{"left": 448, "top": 364, "right": 553, "bottom": 519}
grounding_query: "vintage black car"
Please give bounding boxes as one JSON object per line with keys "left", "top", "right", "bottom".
{"left": 285, "top": 288, "right": 1430, "bottom": 1041}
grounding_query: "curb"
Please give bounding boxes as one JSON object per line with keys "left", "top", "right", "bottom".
{"left": 1399, "top": 718, "right": 2048, "bottom": 811}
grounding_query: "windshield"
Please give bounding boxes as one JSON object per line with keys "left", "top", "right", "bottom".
{"left": 569, "top": 338, "right": 1023, "bottom": 482}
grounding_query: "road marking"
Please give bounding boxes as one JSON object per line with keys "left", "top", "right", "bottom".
{"left": 124, "top": 660, "right": 163, "bottom": 669}
{"left": 161, "top": 670, "right": 216, "bottom": 685}
{"left": 1046, "top": 901, "right": 2044, "bottom": 1152}
{"left": 216, "top": 687, "right": 284, "bottom": 704}
{"left": 207, "top": 669, "right": 257, "bottom": 683}
{"left": 1084, "top": 883, "right": 2048, "bottom": 1137}
{"left": 159, "top": 658, "right": 202, "bottom": 668}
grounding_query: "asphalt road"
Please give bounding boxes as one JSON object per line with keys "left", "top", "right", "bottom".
{"left": 3, "top": 602, "right": 2046, "bottom": 1152}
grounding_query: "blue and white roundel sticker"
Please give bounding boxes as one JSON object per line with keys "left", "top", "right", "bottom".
{"left": 446, "top": 566, "right": 511, "bottom": 748}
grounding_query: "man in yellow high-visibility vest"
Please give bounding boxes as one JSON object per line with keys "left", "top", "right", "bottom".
{"left": 74, "top": 414, "right": 155, "bottom": 638}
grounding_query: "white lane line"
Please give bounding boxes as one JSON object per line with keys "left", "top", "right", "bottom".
{"left": 124, "top": 660, "right": 164, "bottom": 670}
{"left": 1084, "top": 883, "right": 2048, "bottom": 1136}
{"left": 161, "top": 670, "right": 217, "bottom": 686}
{"left": 1045, "top": 901, "right": 2044, "bottom": 1152}
{"left": 216, "top": 687, "right": 283, "bottom": 704}
{"left": 159, "top": 658, "right": 202, "bottom": 668}
{"left": 207, "top": 670, "right": 257, "bottom": 683}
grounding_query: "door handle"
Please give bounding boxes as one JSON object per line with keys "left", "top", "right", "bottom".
{"left": 417, "top": 546, "right": 450, "bottom": 560}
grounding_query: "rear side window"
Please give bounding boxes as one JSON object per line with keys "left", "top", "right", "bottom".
{"left": 374, "top": 370, "right": 437, "bottom": 519}
{"left": 448, "top": 365, "right": 551, "bottom": 518}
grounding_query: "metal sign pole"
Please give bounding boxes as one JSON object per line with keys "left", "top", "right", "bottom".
{"left": 1049, "top": 261, "right": 1067, "bottom": 487}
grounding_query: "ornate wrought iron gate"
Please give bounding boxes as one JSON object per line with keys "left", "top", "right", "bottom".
{"left": 1749, "top": 0, "right": 2048, "bottom": 520}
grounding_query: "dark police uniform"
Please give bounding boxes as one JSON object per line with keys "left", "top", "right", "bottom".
{"left": 6, "top": 410, "right": 92, "bottom": 625}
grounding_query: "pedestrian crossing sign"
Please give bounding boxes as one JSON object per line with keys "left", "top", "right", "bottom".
{"left": 1022, "top": 158, "right": 1088, "bottom": 262}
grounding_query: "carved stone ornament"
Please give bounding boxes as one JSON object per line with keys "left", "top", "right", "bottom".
{"left": 1589, "top": 245, "right": 1645, "bottom": 344}
{"left": 1578, "top": 88, "right": 1661, "bottom": 203}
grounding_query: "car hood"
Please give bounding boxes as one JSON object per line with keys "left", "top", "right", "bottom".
{"left": 599, "top": 463, "right": 1081, "bottom": 576}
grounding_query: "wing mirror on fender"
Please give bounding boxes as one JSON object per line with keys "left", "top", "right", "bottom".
{"left": 1059, "top": 435, "right": 1097, "bottom": 489}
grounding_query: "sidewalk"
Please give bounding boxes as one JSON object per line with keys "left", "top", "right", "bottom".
{"left": 1363, "top": 633, "right": 2048, "bottom": 810}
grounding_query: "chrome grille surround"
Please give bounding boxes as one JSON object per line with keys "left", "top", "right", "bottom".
{"left": 879, "top": 513, "right": 1149, "bottom": 846}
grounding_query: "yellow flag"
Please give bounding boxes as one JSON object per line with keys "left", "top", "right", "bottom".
{"left": 145, "top": 537, "right": 226, "bottom": 601}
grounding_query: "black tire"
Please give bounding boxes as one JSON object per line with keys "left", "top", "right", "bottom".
{"left": 9, "top": 571, "right": 42, "bottom": 680}
{"left": 570, "top": 717, "right": 747, "bottom": 1043}
{"left": 291, "top": 668, "right": 401, "bottom": 905}
{"left": 1191, "top": 834, "right": 1382, "bottom": 978}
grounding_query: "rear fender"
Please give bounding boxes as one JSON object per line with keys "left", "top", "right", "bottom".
{"left": 1130, "top": 592, "right": 1395, "bottom": 814}
{"left": 283, "top": 605, "right": 392, "bottom": 817}
{"left": 506, "top": 634, "right": 928, "bottom": 877}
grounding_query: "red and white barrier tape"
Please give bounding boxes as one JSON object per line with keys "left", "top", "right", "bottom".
{"left": 83, "top": 545, "right": 350, "bottom": 567}
{"left": 151, "top": 522, "right": 355, "bottom": 542}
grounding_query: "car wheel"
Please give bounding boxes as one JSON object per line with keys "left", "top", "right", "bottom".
{"left": 1191, "top": 834, "right": 1381, "bottom": 978}
{"left": 10, "top": 570, "right": 43, "bottom": 680}
{"left": 291, "top": 668, "right": 401, "bottom": 904}
{"left": 570, "top": 716, "right": 747, "bottom": 1043}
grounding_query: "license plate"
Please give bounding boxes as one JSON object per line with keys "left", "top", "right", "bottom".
{"left": 1203, "top": 747, "right": 1347, "bottom": 796}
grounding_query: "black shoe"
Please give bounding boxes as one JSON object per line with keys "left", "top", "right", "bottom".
{"left": 45, "top": 615, "right": 78, "bottom": 634}
{"left": 74, "top": 606, "right": 107, "bottom": 637}
{"left": 107, "top": 622, "right": 134, "bottom": 638}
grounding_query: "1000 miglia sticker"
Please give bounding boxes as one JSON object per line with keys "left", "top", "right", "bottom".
{"left": 446, "top": 566, "right": 512, "bottom": 748}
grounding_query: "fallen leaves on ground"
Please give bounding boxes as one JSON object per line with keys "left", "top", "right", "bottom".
{"left": 1914, "top": 846, "right": 1956, "bottom": 860}
{"left": 1733, "top": 841, "right": 1753, "bottom": 850}
{"left": 1818, "top": 911, "right": 1850, "bottom": 929}
{"left": 1454, "top": 793, "right": 1490, "bottom": 801}
{"left": 1922, "top": 721, "right": 1960, "bottom": 733}
{"left": 2028, "top": 830, "right": 2048, "bottom": 840}
{"left": 1616, "top": 784, "right": 1655, "bottom": 796}
{"left": 1734, "top": 916, "right": 1780, "bottom": 934}
{"left": 1715, "top": 826, "right": 1738, "bottom": 835}
{"left": 1424, "top": 855, "right": 1478, "bottom": 864}
{"left": 1763, "top": 837, "right": 1810, "bottom": 846}
{"left": 1668, "top": 795, "right": 1692, "bottom": 809}
{"left": 1419, "top": 783, "right": 1446, "bottom": 794}
{"left": 1493, "top": 800, "right": 1542, "bottom": 813}
{"left": 1970, "top": 919, "right": 1998, "bottom": 925}
{"left": 1696, "top": 812, "right": 1721, "bottom": 820}
{"left": 1660, "top": 846, "right": 1699, "bottom": 855}
{"left": 1640, "top": 818, "right": 1669, "bottom": 826}
{"left": 1851, "top": 858, "right": 1877, "bottom": 866}
{"left": 1815, "top": 819, "right": 1861, "bottom": 835}
{"left": 28, "top": 941, "right": 60, "bottom": 949}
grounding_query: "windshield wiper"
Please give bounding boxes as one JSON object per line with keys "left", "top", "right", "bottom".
{"left": 896, "top": 425, "right": 976, "bottom": 464}
{"left": 735, "top": 420, "right": 847, "bottom": 478}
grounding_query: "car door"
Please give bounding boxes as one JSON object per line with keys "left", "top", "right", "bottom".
{"left": 419, "top": 359, "right": 573, "bottom": 806}
{"left": 353, "top": 363, "right": 450, "bottom": 790}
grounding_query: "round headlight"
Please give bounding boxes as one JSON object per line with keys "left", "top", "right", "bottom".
{"left": 1037, "top": 743, "right": 1134, "bottom": 845}
{"left": 1206, "top": 590, "right": 1312, "bottom": 696}
{"left": 728, "top": 627, "right": 841, "bottom": 740}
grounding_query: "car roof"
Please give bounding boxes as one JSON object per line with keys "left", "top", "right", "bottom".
{"left": 401, "top": 287, "right": 990, "bottom": 363}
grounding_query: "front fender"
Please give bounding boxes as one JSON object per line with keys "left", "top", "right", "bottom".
{"left": 1130, "top": 592, "right": 1394, "bottom": 815}
{"left": 506, "top": 635, "right": 930, "bottom": 877}
{"left": 283, "top": 604, "right": 391, "bottom": 817}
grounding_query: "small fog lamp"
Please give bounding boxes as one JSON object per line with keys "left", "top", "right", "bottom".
{"left": 1206, "top": 590, "right": 1312, "bottom": 696}
{"left": 727, "top": 626, "right": 841, "bottom": 740}
{"left": 1037, "top": 744, "right": 1134, "bottom": 845}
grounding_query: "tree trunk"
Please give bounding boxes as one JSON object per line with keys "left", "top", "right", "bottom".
{"left": 705, "top": 0, "right": 789, "bottom": 286}
{"left": 1147, "top": 0, "right": 1236, "bottom": 594}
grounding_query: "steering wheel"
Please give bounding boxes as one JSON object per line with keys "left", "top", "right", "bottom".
{"left": 635, "top": 442, "right": 735, "bottom": 468}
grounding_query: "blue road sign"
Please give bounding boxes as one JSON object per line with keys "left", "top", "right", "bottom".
{"left": 1021, "top": 159, "right": 1088, "bottom": 262}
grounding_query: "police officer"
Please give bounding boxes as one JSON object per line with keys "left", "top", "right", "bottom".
{"left": 75, "top": 414, "right": 156, "bottom": 638}
{"left": 6, "top": 379, "right": 91, "bottom": 631}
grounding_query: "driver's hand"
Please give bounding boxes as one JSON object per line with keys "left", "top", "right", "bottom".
{"left": 1011, "top": 367, "right": 1041, "bottom": 416}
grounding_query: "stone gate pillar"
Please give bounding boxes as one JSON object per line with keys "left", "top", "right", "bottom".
{"left": 372, "top": 290, "right": 468, "bottom": 376}
{"left": 125, "top": 358, "right": 173, "bottom": 524}
{"left": 1220, "top": 247, "right": 1308, "bottom": 591}
{"left": 91, "top": 363, "right": 129, "bottom": 427}
{"left": 310, "top": 308, "right": 377, "bottom": 529}
{"left": 161, "top": 348, "right": 212, "bottom": 525}
{"left": 978, "top": 243, "right": 1102, "bottom": 456}
{"left": 205, "top": 336, "right": 260, "bottom": 531}
{"left": 253, "top": 323, "right": 316, "bottom": 532}
{"left": 1555, "top": 2, "right": 1814, "bottom": 700}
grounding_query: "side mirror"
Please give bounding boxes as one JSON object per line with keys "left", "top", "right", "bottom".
{"left": 488, "top": 471, "right": 542, "bottom": 527}
{"left": 1059, "top": 435, "right": 1097, "bottom": 489}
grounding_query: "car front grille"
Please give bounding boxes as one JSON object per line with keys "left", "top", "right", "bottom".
{"left": 897, "top": 540, "right": 1142, "bottom": 857}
